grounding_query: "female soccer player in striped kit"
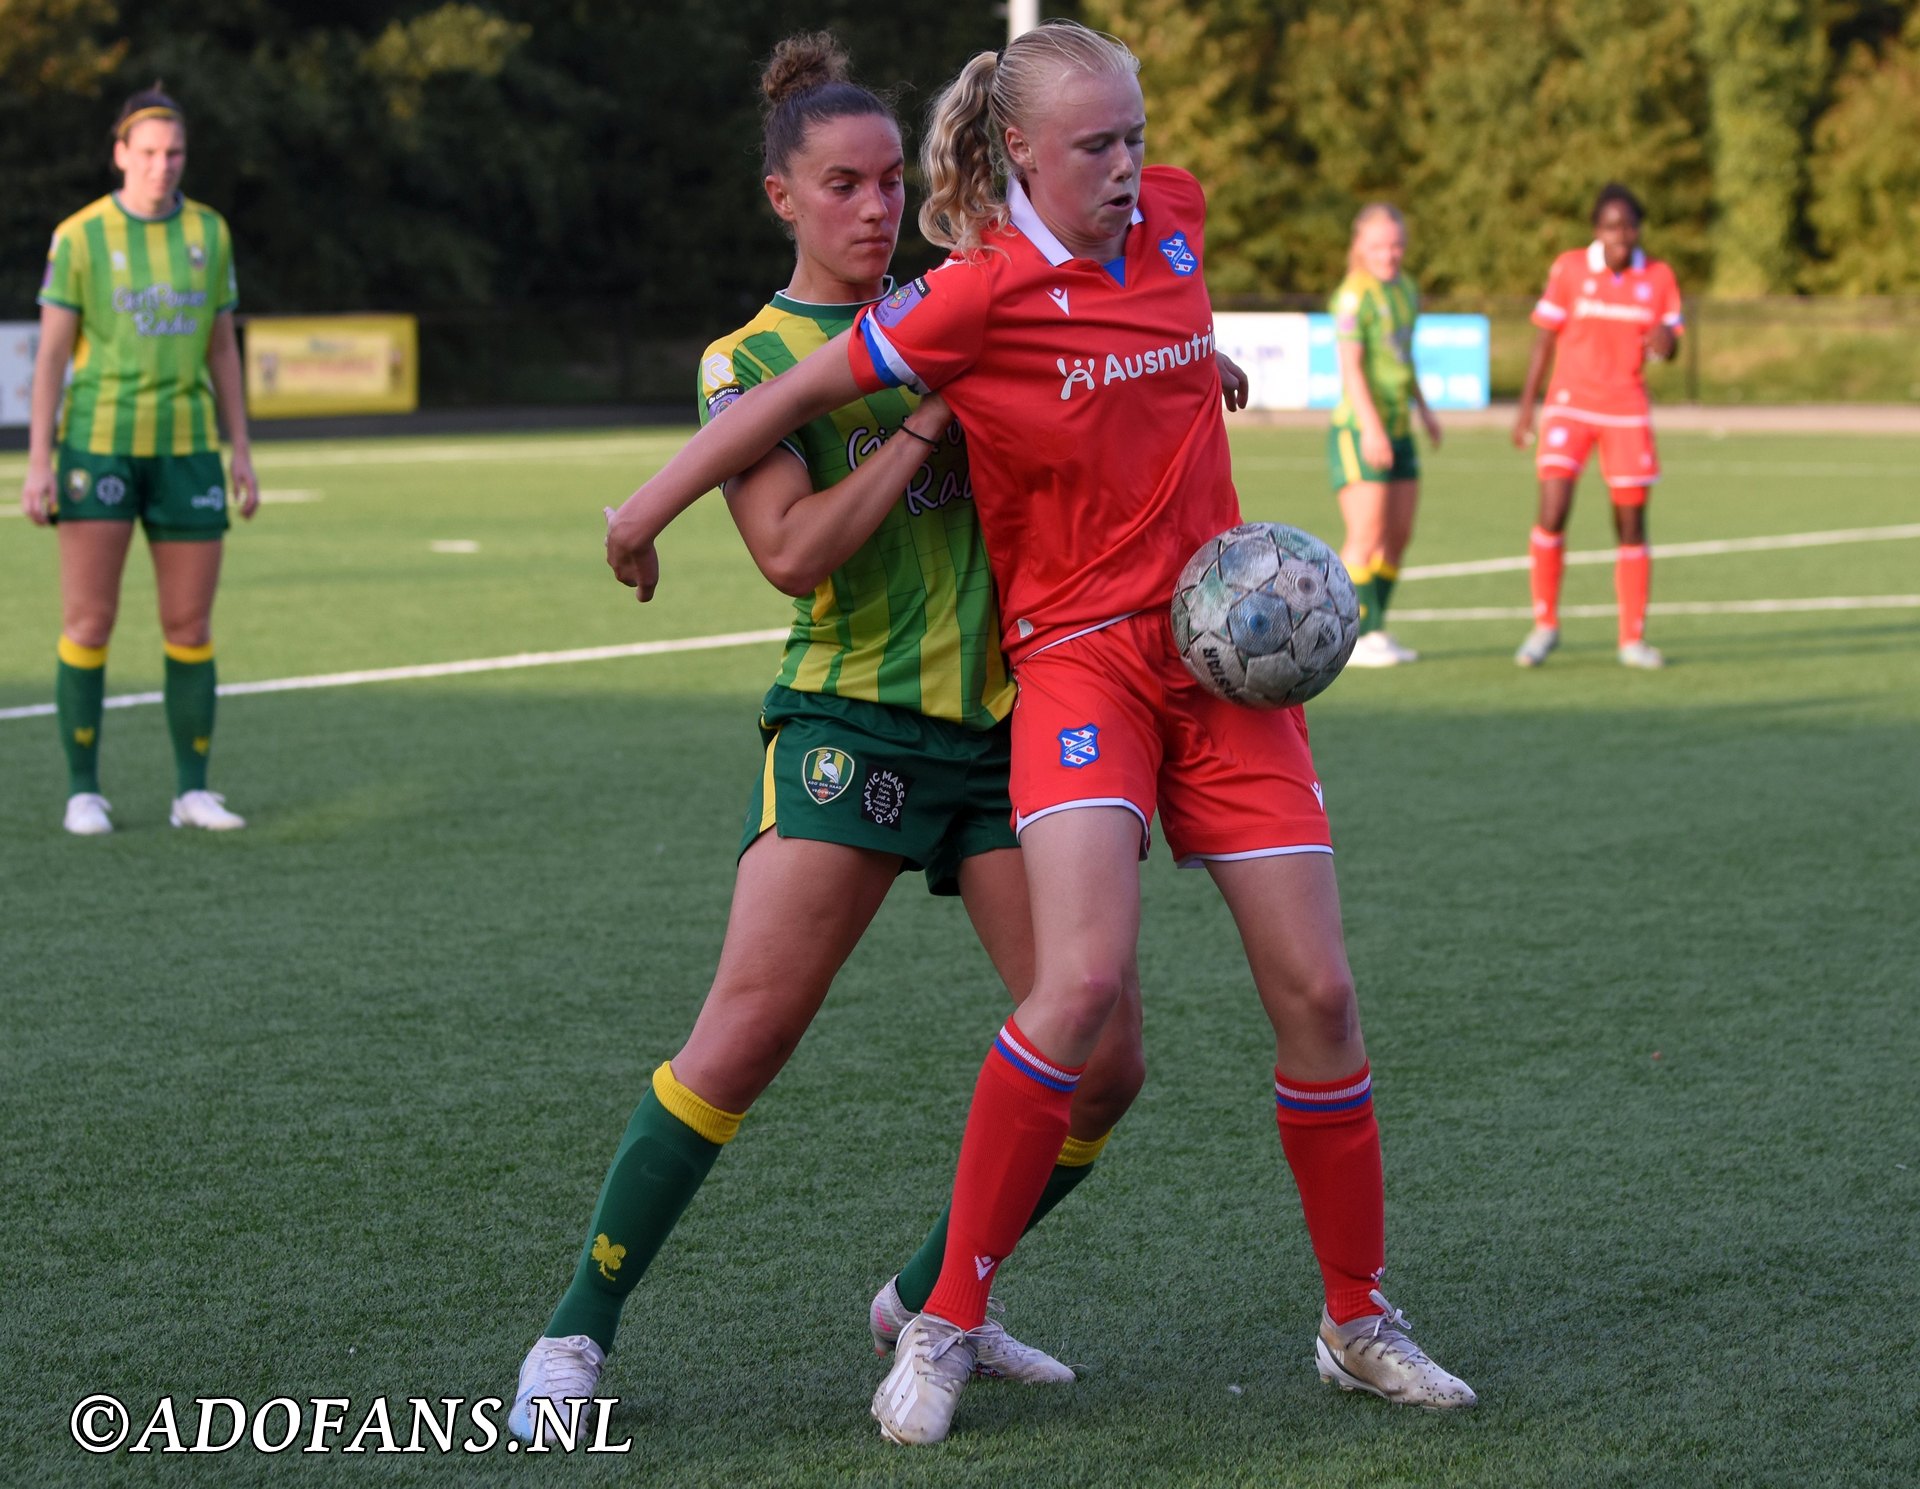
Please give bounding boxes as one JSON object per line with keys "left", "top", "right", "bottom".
{"left": 20, "top": 84, "right": 257, "bottom": 833}
{"left": 604, "top": 21, "right": 1475, "bottom": 1446}
{"left": 510, "top": 34, "right": 1146, "bottom": 1443}
{"left": 1512, "top": 183, "right": 1683, "bottom": 669}
{"left": 1330, "top": 203, "right": 1442, "bottom": 667}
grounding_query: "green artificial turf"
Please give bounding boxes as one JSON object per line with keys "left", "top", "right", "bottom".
{"left": 1, "top": 427, "right": 1915, "bottom": 1485}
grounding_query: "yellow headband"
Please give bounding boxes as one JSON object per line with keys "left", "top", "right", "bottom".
{"left": 117, "top": 106, "right": 182, "bottom": 139}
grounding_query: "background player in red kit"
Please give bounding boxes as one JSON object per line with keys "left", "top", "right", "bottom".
{"left": 602, "top": 20, "right": 1475, "bottom": 1446}
{"left": 1512, "top": 183, "right": 1684, "bottom": 669}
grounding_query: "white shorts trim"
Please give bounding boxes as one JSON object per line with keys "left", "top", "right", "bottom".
{"left": 1538, "top": 455, "right": 1582, "bottom": 472}
{"left": 1015, "top": 796, "right": 1152, "bottom": 858}
{"left": 1542, "top": 405, "right": 1653, "bottom": 429}
{"left": 1607, "top": 474, "right": 1660, "bottom": 488}
{"left": 1175, "top": 843, "right": 1334, "bottom": 870}
{"left": 1020, "top": 610, "right": 1143, "bottom": 661}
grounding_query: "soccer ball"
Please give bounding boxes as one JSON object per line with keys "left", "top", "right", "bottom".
{"left": 1170, "top": 522, "right": 1359, "bottom": 708}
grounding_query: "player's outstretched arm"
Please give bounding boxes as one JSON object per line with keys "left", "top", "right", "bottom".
{"left": 605, "top": 332, "right": 865, "bottom": 602}
{"left": 726, "top": 394, "right": 954, "bottom": 597}
{"left": 1511, "top": 328, "right": 1557, "bottom": 448}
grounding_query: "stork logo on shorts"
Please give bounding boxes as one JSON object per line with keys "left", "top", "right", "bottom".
{"left": 96, "top": 475, "right": 128, "bottom": 507}
{"left": 861, "top": 768, "right": 911, "bottom": 829}
{"left": 67, "top": 469, "right": 91, "bottom": 499}
{"left": 802, "top": 747, "right": 855, "bottom": 804}
{"left": 1059, "top": 724, "right": 1100, "bottom": 769}
{"left": 1158, "top": 232, "right": 1198, "bottom": 276}
{"left": 1548, "top": 426, "right": 1569, "bottom": 447}
{"left": 874, "top": 277, "right": 929, "bottom": 328}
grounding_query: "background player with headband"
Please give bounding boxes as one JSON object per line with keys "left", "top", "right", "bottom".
{"left": 602, "top": 19, "right": 1475, "bottom": 1448}
{"left": 509, "top": 33, "right": 1145, "bottom": 1443}
{"left": 20, "top": 83, "right": 257, "bottom": 835}
{"left": 1512, "top": 183, "right": 1683, "bottom": 670}
{"left": 1329, "top": 203, "right": 1441, "bottom": 668}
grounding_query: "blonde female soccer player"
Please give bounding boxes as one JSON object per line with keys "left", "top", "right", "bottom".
{"left": 509, "top": 34, "right": 1146, "bottom": 1443}
{"left": 603, "top": 20, "right": 1475, "bottom": 1448}
{"left": 20, "top": 84, "right": 258, "bottom": 834}
{"left": 1329, "top": 203, "right": 1441, "bottom": 667}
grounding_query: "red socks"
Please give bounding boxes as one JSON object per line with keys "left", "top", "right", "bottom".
{"left": 1275, "top": 1065, "right": 1384, "bottom": 1324}
{"left": 1615, "top": 542, "right": 1651, "bottom": 645}
{"left": 923, "top": 1020, "right": 1082, "bottom": 1329}
{"left": 1530, "top": 527, "right": 1565, "bottom": 628}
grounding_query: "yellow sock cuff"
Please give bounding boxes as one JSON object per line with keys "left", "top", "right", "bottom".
{"left": 1344, "top": 560, "right": 1374, "bottom": 583}
{"left": 1375, "top": 561, "right": 1400, "bottom": 581}
{"left": 163, "top": 641, "right": 215, "bottom": 664}
{"left": 58, "top": 636, "right": 107, "bottom": 669}
{"left": 1056, "top": 1130, "right": 1112, "bottom": 1168}
{"left": 652, "top": 1062, "right": 745, "bottom": 1145}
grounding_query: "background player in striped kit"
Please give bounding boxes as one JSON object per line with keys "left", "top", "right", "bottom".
{"left": 602, "top": 20, "right": 1475, "bottom": 1448}
{"left": 1512, "top": 183, "right": 1683, "bottom": 670}
{"left": 509, "top": 34, "right": 1145, "bottom": 1443}
{"left": 19, "top": 84, "right": 257, "bottom": 834}
{"left": 1328, "top": 204, "right": 1441, "bottom": 668}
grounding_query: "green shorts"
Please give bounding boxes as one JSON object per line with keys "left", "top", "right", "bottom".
{"left": 739, "top": 684, "right": 1017, "bottom": 896}
{"left": 53, "top": 448, "right": 230, "bottom": 541}
{"left": 1328, "top": 426, "right": 1419, "bottom": 491}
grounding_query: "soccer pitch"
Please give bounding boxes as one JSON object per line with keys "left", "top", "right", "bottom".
{"left": 2, "top": 425, "right": 1916, "bottom": 1485}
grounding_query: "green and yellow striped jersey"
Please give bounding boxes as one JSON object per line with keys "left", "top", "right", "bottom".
{"left": 39, "top": 193, "right": 238, "bottom": 457}
{"left": 1329, "top": 270, "right": 1418, "bottom": 439}
{"left": 698, "top": 289, "right": 1012, "bottom": 730}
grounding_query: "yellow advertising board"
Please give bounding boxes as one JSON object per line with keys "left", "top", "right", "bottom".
{"left": 244, "top": 314, "right": 418, "bottom": 418}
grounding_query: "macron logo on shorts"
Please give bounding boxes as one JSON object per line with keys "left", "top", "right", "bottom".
{"left": 1059, "top": 725, "right": 1099, "bottom": 769}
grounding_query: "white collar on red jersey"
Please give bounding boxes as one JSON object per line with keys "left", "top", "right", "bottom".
{"left": 1008, "top": 177, "right": 1146, "bottom": 267}
{"left": 1588, "top": 240, "right": 1647, "bottom": 273}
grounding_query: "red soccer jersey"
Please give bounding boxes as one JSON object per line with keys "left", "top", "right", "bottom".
{"left": 848, "top": 165, "right": 1240, "bottom": 663}
{"left": 1531, "top": 243, "right": 1684, "bottom": 421}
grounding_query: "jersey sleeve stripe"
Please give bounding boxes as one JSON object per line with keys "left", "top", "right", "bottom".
{"left": 856, "top": 316, "right": 927, "bottom": 394}
{"left": 1532, "top": 299, "right": 1568, "bottom": 323}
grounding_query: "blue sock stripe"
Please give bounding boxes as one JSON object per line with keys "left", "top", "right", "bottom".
{"left": 1275, "top": 1089, "right": 1374, "bottom": 1114}
{"left": 992, "top": 1031, "right": 1080, "bottom": 1093}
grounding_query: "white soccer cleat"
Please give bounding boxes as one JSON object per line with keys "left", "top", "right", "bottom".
{"left": 509, "top": 1334, "right": 607, "bottom": 1446}
{"left": 1315, "top": 1290, "right": 1477, "bottom": 1410}
{"left": 64, "top": 792, "right": 113, "bottom": 836}
{"left": 872, "top": 1313, "right": 978, "bottom": 1446}
{"left": 1514, "top": 626, "right": 1560, "bottom": 668}
{"left": 170, "top": 789, "right": 247, "bottom": 831}
{"left": 1618, "top": 640, "right": 1666, "bottom": 670}
{"left": 869, "top": 1276, "right": 1074, "bottom": 1383}
{"left": 1376, "top": 632, "right": 1419, "bottom": 664}
{"left": 1344, "top": 632, "right": 1402, "bottom": 668}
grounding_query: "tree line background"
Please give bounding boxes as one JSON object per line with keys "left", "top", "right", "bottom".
{"left": 5, "top": 1, "right": 1917, "bottom": 398}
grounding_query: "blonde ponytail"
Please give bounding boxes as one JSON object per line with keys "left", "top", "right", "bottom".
{"left": 919, "top": 20, "right": 1140, "bottom": 260}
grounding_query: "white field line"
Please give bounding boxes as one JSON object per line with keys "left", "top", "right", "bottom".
{"left": 1394, "top": 595, "right": 1920, "bottom": 622}
{"left": 1401, "top": 524, "right": 1920, "bottom": 580}
{"left": 0, "top": 629, "right": 787, "bottom": 723}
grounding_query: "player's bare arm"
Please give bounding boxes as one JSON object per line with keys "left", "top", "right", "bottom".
{"left": 20, "top": 303, "right": 79, "bottom": 525}
{"left": 605, "top": 334, "right": 867, "bottom": 600}
{"left": 1645, "top": 320, "right": 1678, "bottom": 362}
{"left": 1410, "top": 357, "right": 1441, "bottom": 450}
{"left": 726, "top": 392, "right": 953, "bottom": 597}
{"left": 1512, "top": 327, "right": 1558, "bottom": 447}
{"left": 1337, "top": 338, "right": 1393, "bottom": 468}
{"left": 1215, "top": 350, "right": 1249, "bottom": 412}
{"left": 207, "top": 311, "right": 258, "bottom": 518}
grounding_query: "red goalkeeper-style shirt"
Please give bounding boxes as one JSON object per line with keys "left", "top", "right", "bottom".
{"left": 1532, "top": 242, "right": 1684, "bottom": 423}
{"left": 849, "top": 165, "right": 1240, "bottom": 664}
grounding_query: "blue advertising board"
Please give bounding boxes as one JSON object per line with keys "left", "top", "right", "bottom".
{"left": 1305, "top": 313, "right": 1490, "bottom": 410}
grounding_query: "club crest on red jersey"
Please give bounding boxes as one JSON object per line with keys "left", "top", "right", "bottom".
{"left": 1158, "top": 232, "right": 1198, "bottom": 276}
{"left": 1059, "top": 725, "right": 1099, "bottom": 769}
{"left": 875, "top": 277, "right": 930, "bottom": 328}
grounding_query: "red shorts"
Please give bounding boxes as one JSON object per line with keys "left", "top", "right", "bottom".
{"left": 1008, "top": 612, "right": 1333, "bottom": 865}
{"left": 1536, "top": 409, "right": 1660, "bottom": 501}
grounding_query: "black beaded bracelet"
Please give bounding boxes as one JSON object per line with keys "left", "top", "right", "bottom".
{"left": 896, "top": 425, "right": 941, "bottom": 448}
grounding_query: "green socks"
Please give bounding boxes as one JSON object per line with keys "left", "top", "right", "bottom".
{"left": 163, "top": 642, "right": 217, "bottom": 794}
{"left": 545, "top": 1064, "right": 742, "bottom": 1351}
{"left": 894, "top": 1131, "right": 1111, "bottom": 1313}
{"left": 1374, "top": 562, "right": 1399, "bottom": 626}
{"left": 1349, "top": 563, "right": 1382, "bottom": 636}
{"left": 55, "top": 637, "right": 107, "bottom": 795}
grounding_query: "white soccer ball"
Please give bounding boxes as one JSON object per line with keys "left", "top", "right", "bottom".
{"left": 1170, "top": 522, "right": 1359, "bottom": 708}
